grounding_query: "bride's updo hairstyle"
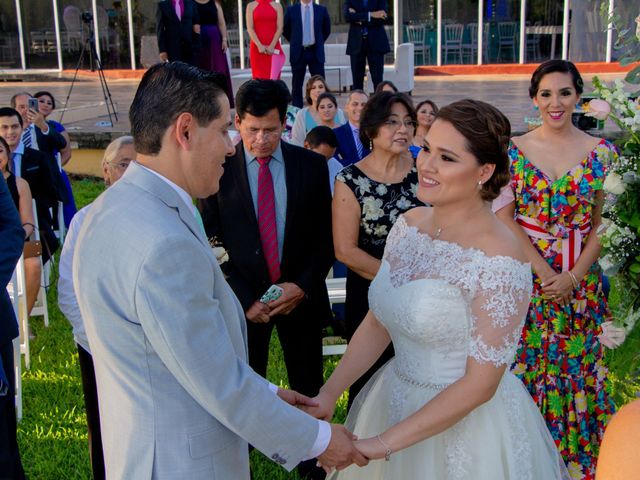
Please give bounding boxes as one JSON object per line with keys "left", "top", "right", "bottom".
{"left": 435, "top": 99, "right": 511, "bottom": 202}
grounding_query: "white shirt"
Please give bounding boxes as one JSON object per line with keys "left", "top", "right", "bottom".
{"left": 300, "top": 1, "right": 315, "bottom": 46}
{"left": 138, "top": 164, "right": 331, "bottom": 460}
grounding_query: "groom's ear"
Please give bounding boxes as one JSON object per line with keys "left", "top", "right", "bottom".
{"left": 174, "top": 112, "right": 195, "bottom": 150}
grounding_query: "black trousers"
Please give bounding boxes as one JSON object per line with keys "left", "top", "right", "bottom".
{"left": 291, "top": 48, "right": 325, "bottom": 108}
{"left": 350, "top": 36, "right": 385, "bottom": 91}
{"left": 0, "top": 341, "right": 25, "bottom": 480}
{"left": 77, "top": 344, "right": 105, "bottom": 480}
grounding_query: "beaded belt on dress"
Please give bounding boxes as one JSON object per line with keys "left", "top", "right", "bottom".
{"left": 394, "top": 368, "right": 450, "bottom": 391}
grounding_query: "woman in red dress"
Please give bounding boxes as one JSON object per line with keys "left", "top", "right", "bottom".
{"left": 246, "top": 0, "right": 283, "bottom": 80}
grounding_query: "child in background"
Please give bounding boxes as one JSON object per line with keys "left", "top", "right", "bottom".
{"left": 304, "top": 126, "right": 343, "bottom": 195}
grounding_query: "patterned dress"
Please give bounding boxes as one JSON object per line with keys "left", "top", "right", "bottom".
{"left": 336, "top": 164, "right": 421, "bottom": 405}
{"left": 509, "top": 139, "right": 617, "bottom": 480}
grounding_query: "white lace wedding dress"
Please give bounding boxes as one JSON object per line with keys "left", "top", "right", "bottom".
{"left": 333, "top": 216, "right": 569, "bottom": 480}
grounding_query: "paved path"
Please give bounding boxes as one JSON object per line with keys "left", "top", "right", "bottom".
{"left": 0, "top": 72, "right": 627, "bottom": 143}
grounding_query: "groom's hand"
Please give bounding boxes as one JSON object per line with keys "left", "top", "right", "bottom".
{"left": 276, "top": 388, "right": 319, "bottom": 408}
{"left": 317, "top": 424, "right": 369, "bottom": 471}
{"left": 303, "top": 391, "right": 336, "bottom": 421}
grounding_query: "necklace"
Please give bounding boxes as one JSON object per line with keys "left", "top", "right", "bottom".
{"left": 432, "top": 205, "right": 486, "bottom": 240}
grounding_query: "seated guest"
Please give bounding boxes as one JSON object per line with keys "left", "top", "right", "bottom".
{"left": 0, "top": 160, "right": 26, "bottom": 479}
{"left": 315, "top": 92, "right": 340, "bottom": 130}
{"left": 374, "top": 80, "right": 398, "bottom": 94}
{"left": 290, "top": 75, "right": 346, "bottom": 146}
{"left": 304, "top": 125, "right": 342, "bottom": 195}
{"left": 410, "top": 99, "right": 438, "bottom": 158}
{"left": 58, "top": 136, "right": 135, "bottom": 480}
{"left": 11, "top": 92, "right": 67, "bottom": 159}
{"left": 333, "top": 90, "right": 369, "bottom": 166}
{"left": 0, "top": 107, "right": 65, "bottom": 263}
{"left": 0, "top": 136, "right": 41, "bottom": 315}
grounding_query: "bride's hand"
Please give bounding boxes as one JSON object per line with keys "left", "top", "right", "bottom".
{"left": 354, "top": 437, "right": 386, "bottom": 461}
{"left": 302, "top": 390, "right": 337, "bottom": 421}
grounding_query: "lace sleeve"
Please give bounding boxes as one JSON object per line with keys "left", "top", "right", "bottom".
{"left": 468, "top": 257, "right": 532, "bottom": 367}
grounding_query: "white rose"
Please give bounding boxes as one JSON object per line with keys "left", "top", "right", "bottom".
{"left": 603, "top": 172, "right": 626, "bottom": 195}
{"left": 599, "top": 255, "right": 620, "bottom": 276}
{"left": 212, "top": 246, "right": 229, "bottom": 265}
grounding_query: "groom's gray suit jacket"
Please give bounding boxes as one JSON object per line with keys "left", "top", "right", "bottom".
{"left": 74, "top": 162, "right": 318, "bottom": 479}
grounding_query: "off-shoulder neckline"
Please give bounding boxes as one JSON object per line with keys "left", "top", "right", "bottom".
{"left": 396, "top": 216, "right": 531, "bottom": 270}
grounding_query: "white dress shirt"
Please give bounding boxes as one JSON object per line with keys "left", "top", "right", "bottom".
{"left": 139, "top": 163, "right": 331, "bottom": 459}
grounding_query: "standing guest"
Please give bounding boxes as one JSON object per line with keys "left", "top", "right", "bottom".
{"left": 11, "top": 92, "right": 67, "bottom": 160}
{"left": 333, "top": 90, "right": 369, "bottom": 166}
{"left": 34, "top": 90, "right": 77, "bottom": 228}
{"left": 156, "top": 0, "right": 201, "bottom": 64}
{"left": 316, "top": 93, "right": 340, "bottom": 130}
{"left": 333, "top": 91, "right": 420, "bottom": 408}
{"left": 374, "top": 80, "right": 397, "bottom": 94}
{"left": 291, "top": 75, "right": 346, "bottom": 146}
{"left": 0, "top": 167, "right": 26, "bottom": 480}
{"left": 195, "top": 0, "right": 234, "bottom": 107}
{"left": 247, "top": 0, "right": 284, "bottom": 80}
{"left": 304, "top": 125, "right": 342, "bottom": 195}
{"left": 344, "top": 0, "right": 390, "bottom": 92}
{"left": 283, "top": 0, "right": 331, "bottom": 108}
{"left": 199, "top": 79, "right": 334, "bottom": 480}
{"left": 0, "top": 136, "right": 40, "bottom": 316}
{"left": 409, "top": 99, "right": 438, "bottom": 159}
{"left": 74, "top": 63, "right": 364, "bottom": 480}
{"left": 0, "top": 107, "right": 64, "bottom": 263}
{"left": 495, "top": 60, "right": 616, "bottom": 479}
{"left": 58, "top": 136, "right": 136, "bottom": 480}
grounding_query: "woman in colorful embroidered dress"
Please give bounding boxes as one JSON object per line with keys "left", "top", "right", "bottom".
{"left": 494, "top": 60, "right": 616, "bottom": 479}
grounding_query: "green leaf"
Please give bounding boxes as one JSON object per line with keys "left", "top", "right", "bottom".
{"left": 630, "top": 263, "right": 640, "bottom": 275}
{"left": 620, "top": 56, "right": 636, "bottom": 67}
{"left": 626, "top": 65, "right": 640, "bottom": 85}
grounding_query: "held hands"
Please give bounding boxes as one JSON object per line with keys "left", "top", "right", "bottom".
{"left": 276, "top": 387, "right": 319, "bottom": 409}
{"left": 541, "top": 271, "right": 576, "bottom": 307}
{"left": 246, "top": 300, "right": 271, "bottom": 323}
{"left": 317, "top": 424, "right": 368, "bottom": 474}
{"left": 257, "top": 43, "right": 268, "bottom": 54}
{"left": 303, "top": 390, "right": 337, "bottom": 421}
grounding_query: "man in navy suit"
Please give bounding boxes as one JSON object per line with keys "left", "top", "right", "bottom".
{"left": 283, "top": 0, "right": 331, "bottom": 108}
{"left": 0, "top": 176, "right": 26, "bottom": 479}
{"left": 156, "top": 0, "right": 201, "bottom": 64}
{"left": 333, "top": 90, "right": 369, "bottom": 166}
{"left": 345, "top": 0, "right": 390, "bottom": 91}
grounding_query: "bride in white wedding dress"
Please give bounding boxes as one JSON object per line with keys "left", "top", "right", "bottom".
{"left": 311, "top": 99, "right": 569, "bottom": 479}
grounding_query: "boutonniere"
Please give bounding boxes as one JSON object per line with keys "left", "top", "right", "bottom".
{"left": 208, "top": 236, "right": 229, "bottom": 265}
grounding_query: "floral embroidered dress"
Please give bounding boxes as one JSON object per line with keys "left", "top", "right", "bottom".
{"left": 336, "top": 164, "right": 421, "bottom": 402}
{"left": 509, "top": 139, "right": 617, "bottom": 479}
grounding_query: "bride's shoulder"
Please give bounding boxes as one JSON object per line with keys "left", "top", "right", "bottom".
{"left": 401, "top": 206, "right": 431, "bottom": 228}
{"left": 472, "top": 217, "right": 528, "bottom": 267}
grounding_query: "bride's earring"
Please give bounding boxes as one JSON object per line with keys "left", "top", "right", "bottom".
{"left": 477, "top": 180, "right": 483, "bottom": 190}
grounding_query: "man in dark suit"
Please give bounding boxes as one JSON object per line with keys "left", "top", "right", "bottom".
{"left": 11, "top": 92, "right": 67, "bottom": 159}
{"left": 0, "top": 175, "right": 26, "bottom": 479}
{"left": 199, "top": 79, "right": 333, "bottom": 479}
{"left": 283, "top": 0, "right": 331, "bottom": 108}
{"left": 156, "top": 0, "right": 201, "bottom": 64}
{"left": 345, "top": 0, "right": 390, "bottom": 91}
{"left": 333, "top": 90, "right": 369, "bottom": 166}
{"left": 0, "top": 107, "right": 65, "bottom": 262}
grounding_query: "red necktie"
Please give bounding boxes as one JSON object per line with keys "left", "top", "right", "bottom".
{"left": 257, "top": 157, "right": 280, "bottom": 283}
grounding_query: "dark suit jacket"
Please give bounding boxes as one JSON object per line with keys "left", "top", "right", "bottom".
{"left": 283, "top": 2, "right": 331, "bottom": 65}
{"left": 344, "top": 0, "right": 390, "bottom": 55}
{"left": 333, "top": 122, "right": 370, "bottom": 167}
{"left": 198, "top": 141, "right": 334, "bottom": 323}
{"left": 0, "top": 177, "right": 24, "bottom": 344}
{"left": 33, "top": 122, "right": 67, "bottom": 158}
{"left": 156, "top": 0, "right": 201, "bottom": 61}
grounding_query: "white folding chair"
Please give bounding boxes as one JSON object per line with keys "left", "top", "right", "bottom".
{"left": 29, "top": 199, "right": 50, "bottom": 328}
{"left": 8, "top": 266, "right": 25, "bottom": 419}
{"left": 10, "top": 256, "right": 31, "bottom": 371}
{"left": 324, "top": 277, "right": 347, "bottom": 356}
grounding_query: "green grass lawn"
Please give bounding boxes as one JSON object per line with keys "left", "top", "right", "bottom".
{"left": 16, "top": 176, "right": 639, "bottom": 478}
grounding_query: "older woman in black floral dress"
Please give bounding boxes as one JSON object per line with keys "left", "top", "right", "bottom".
{"left": 333, "top": 91, "right": 422, "bottom": 408}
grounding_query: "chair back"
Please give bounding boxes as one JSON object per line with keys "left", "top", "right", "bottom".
{"left": 227, "top": 28, "right": 240, "bottom": 48}
{"left": 444, "top": 24, "right": 463, "bottom": 45}
{"left": 466, "top": 23, "right": 478, "bottom": 46}
{"left": 498, "top": 21, "right": 517, "bottom": 41}
{"left": 405, "top": 25, "right": 426, "bottom": 44}
{"left": 63, "top": 5, "right": 82, "bottom": 33}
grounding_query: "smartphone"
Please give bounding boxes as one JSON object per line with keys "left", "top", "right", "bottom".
{"left": 260, "top": 284, "right": 284, "bottom": 304}
{"left": 28, "top": 97, "right": 39, "bottom": 112}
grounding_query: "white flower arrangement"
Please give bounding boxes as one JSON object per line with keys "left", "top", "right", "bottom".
{"left": 208, "top": 237, "right": 229, "bottom": 265}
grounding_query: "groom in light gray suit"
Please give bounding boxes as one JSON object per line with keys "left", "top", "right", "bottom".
{"left": 73, "top": 62, "right": 367, "bottom": 479}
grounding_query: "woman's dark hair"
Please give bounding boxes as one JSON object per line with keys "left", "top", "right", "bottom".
{"left": 359, "top": 92, "right": 416, "bottom": 146}
{"left": 435, "top": 99, "right": 511, "bottom": 202}
{"left": 33, "top": 91, "right": 56, "bottom": 110}
{"left": 416, "top": 99, "right": 439, "bottom": 115}
{"left": 529, "top": 59, "right": 583, "bottom": 98}
{"left": 304, "top": 75, "right": 329, "bottom": 106}
{"left": 235, "top": 78, "right": 291, "bottom": 123}
{"left": 374, "top": 80, "right": 398, "bottom": 94}
{"left": 315, "top": 92, "right": 337, "bottom": 111}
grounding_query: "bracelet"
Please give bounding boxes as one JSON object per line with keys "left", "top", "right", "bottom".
{"left": 567, "top": 270, "right": 579, "bottom": 289}
{"left": 376, "top": 434, "right": 392, "bottom": 461}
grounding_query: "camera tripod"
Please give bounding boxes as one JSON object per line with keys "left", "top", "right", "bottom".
{"left": 60, "top": 16, "right": 118, "bottom": 127}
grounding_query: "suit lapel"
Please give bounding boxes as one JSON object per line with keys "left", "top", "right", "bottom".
{"left": 281, "top": 142, "right": 299, "bottom": 245}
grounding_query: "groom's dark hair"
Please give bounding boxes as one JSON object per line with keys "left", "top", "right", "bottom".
{"left": 129, "top": 61, "right": 229, "bottom": 155}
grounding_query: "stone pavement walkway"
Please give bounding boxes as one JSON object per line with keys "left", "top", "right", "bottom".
{"left": 0, "top": 72, "right": 627, "bottom": 147}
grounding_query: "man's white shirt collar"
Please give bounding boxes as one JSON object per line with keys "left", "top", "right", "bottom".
{"left": 137, "top": 163, "right": 197, "bottom": 217}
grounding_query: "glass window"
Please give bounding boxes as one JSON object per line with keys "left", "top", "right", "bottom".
{"left": 402, "top": 0, "right": 436, "bottom": 66}
{"left": 568, "top": 0, "right": 606, "bottom": 62}
{"left": 483, "top": 0, "right": 520, "bottom": 64}
{"left": 20, "top": 0, "right": 58, "bottom": 69}
{"left": 442, "top": 0, "right": 479, "bottom": 65}
{"left": 0, "top": 0, "right": 21, "bottom": 68}
{"left": 524, "top": 0, "right": 563, "bottom": 63}
{"left": 611, "top": 0, "right": 636, "bottom": 63}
